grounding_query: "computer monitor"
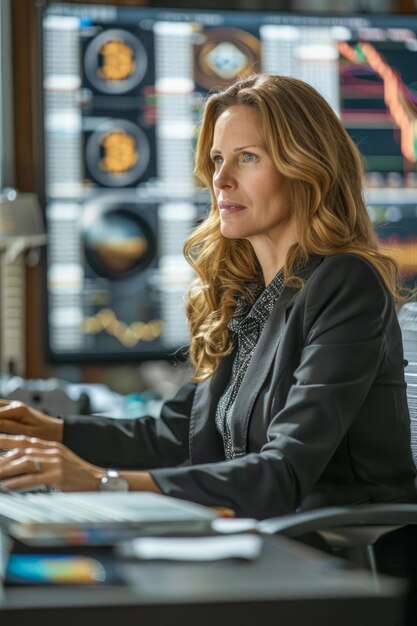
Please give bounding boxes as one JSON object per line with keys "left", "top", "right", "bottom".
{"left": 40, "top": 4, "right": 417, "bottom": 362}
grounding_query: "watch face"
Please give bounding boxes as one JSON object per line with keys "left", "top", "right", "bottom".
{"left": 100, "top": 470, "right": 129, "bottom": 492}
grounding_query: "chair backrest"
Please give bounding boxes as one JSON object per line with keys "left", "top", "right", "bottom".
{"left": 398, "top": 302, "right": 417, "bottom": 467}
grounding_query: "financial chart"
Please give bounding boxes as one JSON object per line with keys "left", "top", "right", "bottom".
{"left": 41, "top": 5, "right": 417, "bottom": 361}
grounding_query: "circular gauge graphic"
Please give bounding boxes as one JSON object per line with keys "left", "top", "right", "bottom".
{"left": 83, "top": 207, "right": 156, "bottom": 280}
{"left": 194, "top": 27, "right": 260, "bottom": 90}
{"left": 84, "top": 29, "right": 147, "bottom": 94}
{"left": 86, "top": 119, "right": 150, "bottom": 187}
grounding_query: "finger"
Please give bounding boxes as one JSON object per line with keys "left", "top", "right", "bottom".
{"left": 1, "top": 476, "right": 42, "bottom": 490}
{"left": 0, "top": 435, "right": 27, "bottom": 450}
{"left": 0, "top": 402, "right": 29, "bottom": 427}
{"left": 0, "top": 455, "right": 58, "bottom": 490}
{"left": 26, "top": 446, "right": 64, "bottom": 457}
{"left": 0, "top": 455, "right": 41, "bottom": 480}
{"left": 0, "top": 443, "right": 65, "bottom": 478}
{"left": 1, "top": 468, "right": 56, "bottom": 491}
{"left": 0, "top": 420, "right": 28, "bottom": 435}
{"left": 0, "top": 400, "right": 24, "bottom": 408}
{"left": 0, "top": 452, "right": 61, "bottom": 481}
{"left": 0, "top": 435, "right": 57, "bottom": 450}
{"left": 0, "top": 448, "right": 22, "bottom": 460}
{"left": 0, "top": 401, "right": 25, "bottom": 413}
{"left": 0, "top": 446, "right": 61, "bottom": 461}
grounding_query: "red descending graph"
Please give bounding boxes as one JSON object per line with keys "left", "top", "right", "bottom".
{"left": 339, "top": 41, "right": 417, "bottom": 164}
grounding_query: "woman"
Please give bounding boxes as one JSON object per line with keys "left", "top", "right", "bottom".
{"left": 0, "top": 74, "right": 415, "bottom": 519}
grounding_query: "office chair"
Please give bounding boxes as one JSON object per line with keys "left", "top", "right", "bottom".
{"left": 401, "top": 302, "right": 417, "bottom": 467}
{"left": 259, "top": 302, "right": 417, "bottom": 578}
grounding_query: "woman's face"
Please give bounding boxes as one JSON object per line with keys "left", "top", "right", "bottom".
{"left": 211, "top": 105, "right": 293, "bottom": 249}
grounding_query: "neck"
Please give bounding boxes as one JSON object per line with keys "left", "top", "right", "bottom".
{"left": 249, "top": 231, "right": 298, "bottom": 286}
{"left": 262, "top": 261, "right": 285, "bottom": 286}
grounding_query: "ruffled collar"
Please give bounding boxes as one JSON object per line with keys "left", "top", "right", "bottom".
{"left": 228, "top": 268, "right": 285, "bottom": 334}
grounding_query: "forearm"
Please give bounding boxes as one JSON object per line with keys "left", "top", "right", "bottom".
{"left": 149, "top": 451, "right": 299, "bottom": 519}
{"left": 119, "top": 470, "right": 162, "bottom": 493}
{"left": 62, "top": 382, "right": 196, "bottom": 469}
{"left": 63, "top": 414, "right": 188, "bottom": 469}
{"left": 0, "top": 433, "right": 162, "bottom": 494}
{"left": 92, "top": 467, "right": 161, "bottom": 493}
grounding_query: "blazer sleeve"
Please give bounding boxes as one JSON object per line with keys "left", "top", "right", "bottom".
{"left": 150, "top": 255, "right": 389, "bottom": 518}
{"left": 62, "top": 381, "right": 197, "bottom": 469}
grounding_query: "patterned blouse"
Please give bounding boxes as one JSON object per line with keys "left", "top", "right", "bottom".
{"left": 215, "top": 269, "right": 285, "bottom": 460}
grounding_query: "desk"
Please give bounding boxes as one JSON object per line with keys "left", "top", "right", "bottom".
{"left": 0, "top": 536, "right": 405, "bottom": 626}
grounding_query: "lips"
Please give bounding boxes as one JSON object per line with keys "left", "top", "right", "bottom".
{"left": 218, "top": 200, "right": 246, "bottom": 214}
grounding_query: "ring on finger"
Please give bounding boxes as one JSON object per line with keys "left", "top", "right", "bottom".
{"left": 33, "top": 457, "right": 41, "bottom": 473}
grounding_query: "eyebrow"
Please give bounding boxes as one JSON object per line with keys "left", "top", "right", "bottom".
{"left": 209, "top": 144, "right": 263, "bottom": 157}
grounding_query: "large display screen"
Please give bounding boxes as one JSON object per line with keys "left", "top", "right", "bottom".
{"left": 41, "top": 4, "right": 417, "bottom": 362}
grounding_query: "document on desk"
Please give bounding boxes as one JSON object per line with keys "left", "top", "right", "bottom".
{"left": 118, "top": 534, "right": 262, "bottom": 561}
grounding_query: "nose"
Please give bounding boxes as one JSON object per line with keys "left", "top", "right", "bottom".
{"left": 213, "top": 161, "right": 235, "bottom": 191}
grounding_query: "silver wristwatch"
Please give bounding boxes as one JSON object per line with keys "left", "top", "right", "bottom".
{"left": 99, "top": 469, "right": 129, "bottom": 492}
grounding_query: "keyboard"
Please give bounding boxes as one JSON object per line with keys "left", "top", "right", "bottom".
{"left": 0, "top": 492, "right": 217, "bottom": 545}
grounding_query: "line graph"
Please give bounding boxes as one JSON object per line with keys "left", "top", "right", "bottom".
{"left": 339, "top": 41, "right": 417, "bottom": 163}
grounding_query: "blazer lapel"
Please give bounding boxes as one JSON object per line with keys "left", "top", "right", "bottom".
{"left": 189, "top": 255, "right": 323, "bottom": 463}
{"left": 189, "top": 350, "right": 235, "bottom": 464}
{"left": 230, "top": 255, "right": 323, "bottom": 457}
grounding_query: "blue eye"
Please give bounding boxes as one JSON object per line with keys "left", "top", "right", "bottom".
{"left": 242, "top": 152, "right": 257, "bottom": 162}
{"left": 211, "top": 155, "right": 223, "bottom": 166}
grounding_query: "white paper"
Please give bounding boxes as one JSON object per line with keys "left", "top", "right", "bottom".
{"left": 121, "top": 534, "right": 262, "bottom": 561}
{"left": 211, "top": 518, "right": 258, "bottom": 534}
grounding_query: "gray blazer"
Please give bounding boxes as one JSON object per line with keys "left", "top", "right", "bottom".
{"left": 63, "top": 254, "right": 417, "bottom": 519}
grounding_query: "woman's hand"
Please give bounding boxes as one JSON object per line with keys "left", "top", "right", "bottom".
{"left": 0, "top": 401, "right": 63, "bottom": 442}
{"left": 0, "top": 434, "right": 103, "bottom": 492}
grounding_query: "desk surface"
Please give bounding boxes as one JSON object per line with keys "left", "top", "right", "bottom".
{"left": 0, "top": 536, "right": 405, "bottom": 626}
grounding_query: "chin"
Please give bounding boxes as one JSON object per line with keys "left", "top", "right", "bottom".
{"left": 220, "top": 231, "right": 242, "bottom": 240}
{"left": 220, "top": 225, "right": 246, "bottom": 240}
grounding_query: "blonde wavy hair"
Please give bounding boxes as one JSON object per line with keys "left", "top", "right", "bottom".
{"left": 184, "top": 73, "right": 403, "bottom": 382}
